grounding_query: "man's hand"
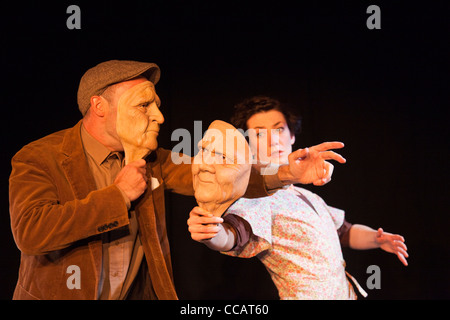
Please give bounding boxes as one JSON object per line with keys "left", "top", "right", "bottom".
{"left": 187, "top": 206, "right": 223, "bottom": 242}
{"left": 375, "top": 228, "right": 409, "bottom": 266}
{"left": 114, "top": 159, "right": 148, "bottom": 202}
{"left": 278, "top": 141, "right": 346, "bottom": 186}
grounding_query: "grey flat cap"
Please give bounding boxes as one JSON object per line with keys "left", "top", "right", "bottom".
{"left": 77, "top": 60, "right": 160, "bottom": 115}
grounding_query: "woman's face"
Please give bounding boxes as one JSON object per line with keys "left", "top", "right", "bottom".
{"left": 246, "top": 109, "right": 295, "bottom": 165}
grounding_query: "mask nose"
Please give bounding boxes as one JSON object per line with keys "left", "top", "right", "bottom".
{"left": 195, "top": 151, "right": 215, "bottom": 175}
{"left": 148, "top": 103, "right": 164, "bottom": 125}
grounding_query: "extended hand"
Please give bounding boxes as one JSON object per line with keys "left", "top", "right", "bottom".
{"left": 376, "top": 228, "right": 409, "bottom": 266}
{"left": 278, "top": 141, "right": 346, "bottom": 186}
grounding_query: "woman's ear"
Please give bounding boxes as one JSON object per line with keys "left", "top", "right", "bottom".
{"left": 290, "top": 134, "right": 296, "bottom": 146}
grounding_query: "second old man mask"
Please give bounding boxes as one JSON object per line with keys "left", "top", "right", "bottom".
{"left": 192, "top": 120, "right": 252, "bottom": 217}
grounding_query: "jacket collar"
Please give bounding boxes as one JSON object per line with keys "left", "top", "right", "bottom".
{"left": 60, "top": 120, "right": 98, "bottom": 200}
{"left": 80, "top": 123, "right": 112, "bottom": 166}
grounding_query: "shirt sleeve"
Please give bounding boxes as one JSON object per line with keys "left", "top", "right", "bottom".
{"left": 308, "top": 190, "right": 351, "bottom": 247}
{"left": 337, "top": 219, "right": 353, "bottom": 247}
{"left": 325, "top": 204, "right": 345, "bottom": 229}
{"left": 221, "top": 197, "right": 273, "bottom": 258}
{"left": 326, "top": 204, "right": 352, "bottom": 247}
{"left": 223, "top": 214, "right": 252, "bottom": 252}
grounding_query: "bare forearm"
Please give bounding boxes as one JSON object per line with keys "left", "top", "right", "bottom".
{"left": 201, "top": 223, "right": 236, "bottom": 252}
{"left": 348, "top": 224, "right": 380, "bottom": 250}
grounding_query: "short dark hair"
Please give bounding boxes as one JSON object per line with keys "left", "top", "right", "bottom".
{"left": 230, "top": 96, "right": 302, "bottom": 136}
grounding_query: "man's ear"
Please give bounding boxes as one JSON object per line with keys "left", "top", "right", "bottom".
{"left": 89, "top": 95, "right": 107, "bottom": 117}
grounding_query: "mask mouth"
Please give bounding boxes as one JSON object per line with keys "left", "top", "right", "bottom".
{"left": 145, "top": 121, "right": 160, "bottom": 132}
{"left": 198, "top": 179, "right": 213, "bottom": 184}
{"left": 197, "top": 172, "right": 215, "bottom": 184}
{"left": 146, "top": 129, "right": 159, "bottom": 135}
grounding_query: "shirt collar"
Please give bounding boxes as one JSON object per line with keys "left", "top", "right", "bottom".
{"left": 81, "top": 123, "right": 112, "bottom": 166}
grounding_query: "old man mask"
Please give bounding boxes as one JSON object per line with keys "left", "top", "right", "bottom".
{"left": 192, "top": 120, "right": 252, "bottom": 217}
{"left": 116, "top": 81, "right": 163, "bottom": 164}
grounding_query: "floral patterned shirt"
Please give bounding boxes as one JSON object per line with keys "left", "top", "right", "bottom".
{"left": 223, "top": 185, "right": 357, "bottom": 300}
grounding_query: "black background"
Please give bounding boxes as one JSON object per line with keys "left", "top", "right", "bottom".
{"left": 1, "top": 1, "right": 448, "bottom": 300}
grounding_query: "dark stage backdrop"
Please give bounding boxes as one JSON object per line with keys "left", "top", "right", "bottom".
{"left": 1, "top": 1, "right": 448, "bottom": 300}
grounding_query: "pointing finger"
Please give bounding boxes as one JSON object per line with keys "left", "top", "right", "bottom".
{"left": 310, "top": 141, "right": 345, "bottom": 152}
{"left": 319, "top": 151, "right": 346, "bottom": 163}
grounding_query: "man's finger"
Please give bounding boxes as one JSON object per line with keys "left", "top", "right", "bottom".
{"left": 194, "top": 233, "right": 219, "bottom": 241}
{"left": 319, "top": 151, "right": 346, "bottom": 164}
{"left": 396, "top": 245, "right": 409, "bottom": 258}
{"left": 190, "top": 206, "right": 214, "bottom": 217}
{"left": 189, "top": 224, "right": 220, "bottom": 234}
{"left": 310, "top": 141, "right": 345, "bottom": 152}
{"left": 397, "top": 253, "right": 408, "bottom": 266}
{"left": 188, "top": 216, "right": 223, "bottom": 227}
{"left": 290, "top": 147, "right": 309, "bottom": 160}
{"left": 323, "top": 162, "right": 334, "bottom": 182}
{"left": 128, "top": 159, "right": 147, "bottom": 168}
{"left": 313, "top": 178, "right": 328, "bottom": 186}
{"left": 392, "top": 234, "right": 405, "bottom": 243}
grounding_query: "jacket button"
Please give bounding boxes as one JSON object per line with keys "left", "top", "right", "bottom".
{"left": 97, "top": 221, "right": 119, "bottom": 233}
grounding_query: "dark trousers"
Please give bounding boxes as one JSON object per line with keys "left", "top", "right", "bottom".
{"left": 125, "top": 260, "right": 158, "bottom": 300}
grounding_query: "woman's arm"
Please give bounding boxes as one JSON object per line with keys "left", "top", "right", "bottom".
{"left": 187, "top": 206, "right": 236, "bottom": 251}
{"left": 349, "top": 224, "right": 409, "bottom": 266}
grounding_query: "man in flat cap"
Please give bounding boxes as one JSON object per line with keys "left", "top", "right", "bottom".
{"left": 9, "top": 60, "right": 346, "bottom": 300}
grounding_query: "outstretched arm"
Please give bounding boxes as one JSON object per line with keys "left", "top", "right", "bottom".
{"left": 265, "top": 141, "right": 346, "bottom": 189}
{"left": 187, "top": 206, "right": 236, "bottom": 252}
{"left": 349, "top": 224, "right": 409, "bottom": 266}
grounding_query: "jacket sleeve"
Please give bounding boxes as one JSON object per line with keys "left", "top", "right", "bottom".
{"left": 9, "top": 153, "right": 130, "bottom": 256}
{"left": 156, "top": 149, "right": 269, "bottom": 198}
{"left": 157, "top": 149, "right": 195, "bottom": 196}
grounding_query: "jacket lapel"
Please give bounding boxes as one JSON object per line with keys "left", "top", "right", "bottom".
{"left": 60, "top": 120, "right": 103, "bottom": 295}
{"left": 134, "top": 154, "right": 178, "bottom": 300}
{"left": 60, "top": 120, "right": 98, "bottom": 199}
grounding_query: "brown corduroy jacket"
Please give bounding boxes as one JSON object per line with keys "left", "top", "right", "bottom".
{"left": 9, "top": 120, "right": 268, "bottom": 300}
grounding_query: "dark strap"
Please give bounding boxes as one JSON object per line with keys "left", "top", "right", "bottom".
{"left": 294, "top": 189, "right": 318, "bottom": 214}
